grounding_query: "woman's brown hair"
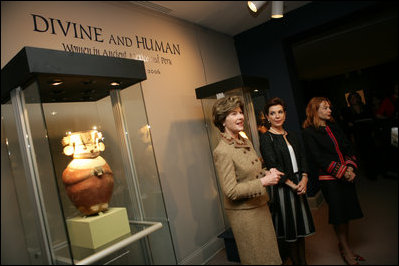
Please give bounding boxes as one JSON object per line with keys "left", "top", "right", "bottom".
{"left": 264, "top": 97, "right": 287, "bottom": 115}
{"left": 302, "top": 97, "right": 335, "bottom": 128}
{"left": 212, "top": 96, "right": 244, "bottom": 132}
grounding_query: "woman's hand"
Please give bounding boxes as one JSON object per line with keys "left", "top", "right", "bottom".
{"left": 344, "top": 167, "right": 356, "bottom": 182}
{"left": 261, "top": 168, "right": 283, "bottom": 186}
{"left": 297, "top": 175, "right": 308, "bottom": 195}
{"left": 285, "top": 179, "right": 298, "bottom": 191}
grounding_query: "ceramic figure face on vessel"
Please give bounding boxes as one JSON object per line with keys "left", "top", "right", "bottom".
{"left": 62, "top": 129, "right": 114, "bottom": 216}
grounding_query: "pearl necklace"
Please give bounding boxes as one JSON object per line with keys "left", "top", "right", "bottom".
{"left": 269, "top": 127, "right": 287, "bottom": 135}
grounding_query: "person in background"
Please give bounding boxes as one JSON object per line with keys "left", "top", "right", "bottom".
{"left": 212, "top": 96, "right": 283, "bottom": 265}
{"left": 374, "top": 82, "right": 398, "bottom": 178}
{"left": 340, "top": 92, "right": 376, "bottom": 179}
{"left": 260, "top": 97, "right": 315, "bottom": 265}
{"left": 302, "top": 97, "right": 364, "bottom": 265}
{"left": 257, "top": 110, "right": 269, "bottom": 135}
{"left": 375, "top": 82, "right": 398, "bottom": 121}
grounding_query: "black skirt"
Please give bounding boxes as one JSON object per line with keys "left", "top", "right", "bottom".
{"left": 269, "top": 173, "right": 316, "bottom": 242}
{"left": 320, "top": 179, "right": 363, "bottom": 224}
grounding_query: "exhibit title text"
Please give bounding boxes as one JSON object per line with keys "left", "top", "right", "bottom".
{"left": 31, "top": 14, "right": 181, "bottom": 55}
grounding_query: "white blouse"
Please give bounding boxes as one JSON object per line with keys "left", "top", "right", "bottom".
{"left": 287, "top": 143, "right": 298, "bottom": 173}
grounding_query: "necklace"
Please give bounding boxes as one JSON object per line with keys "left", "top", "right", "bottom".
{"left": 269, "top": 127, "right": 286, "bottom": 135}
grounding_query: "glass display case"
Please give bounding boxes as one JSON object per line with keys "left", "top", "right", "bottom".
{"left": 1, "top": 47, "right": 176, "bottom": 265}
{"left": 195, "top": 75, "right": 270, "bottom": 224}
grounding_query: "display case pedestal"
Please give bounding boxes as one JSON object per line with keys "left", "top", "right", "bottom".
{"left": 67, "top": 207, "right": 130, "bottom": 249}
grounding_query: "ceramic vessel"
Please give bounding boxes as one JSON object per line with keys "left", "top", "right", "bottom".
{"left": 61, "top": 130, "right": 114, "bottom": 215}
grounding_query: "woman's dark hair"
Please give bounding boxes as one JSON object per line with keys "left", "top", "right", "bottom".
{"left": 212, "top": 96, "right": 244, "bottom": 132}
{"left": 264, "top": 97, "right": 287, "bottom": 116}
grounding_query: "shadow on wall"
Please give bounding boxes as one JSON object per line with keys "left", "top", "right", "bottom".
{"left": 161, "top": 119, "right": 225, "bottom": 263}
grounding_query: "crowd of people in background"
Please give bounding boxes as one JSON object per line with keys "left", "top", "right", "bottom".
{"left": 338, "top": 82, "right": 398, "bottom": 179}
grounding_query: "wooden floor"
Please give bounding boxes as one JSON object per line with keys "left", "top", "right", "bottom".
{"left": 206, "top": 175, "right": 398, "bottom": 265}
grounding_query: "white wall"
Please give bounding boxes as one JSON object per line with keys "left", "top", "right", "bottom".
{"left": 1, "top": 1, "right": 241, "bottom": 264}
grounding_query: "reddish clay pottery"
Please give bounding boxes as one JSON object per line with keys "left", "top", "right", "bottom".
{"left": 61, "top": 130, "right": 114, "bottom": 216}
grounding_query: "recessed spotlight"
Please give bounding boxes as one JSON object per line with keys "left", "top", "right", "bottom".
{"left": 110, "top": 81, "right": 120, "bottom": 86}
{"left": 50, "top": 80, "right": 63, "bottom": 86}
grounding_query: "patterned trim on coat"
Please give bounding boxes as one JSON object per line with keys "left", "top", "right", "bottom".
{"left": 344, "top": 155, "right": 358, "bottom": 168}
{"left": 321, "top": 126, "right": 350, "bottom": 180}
{"left": 325, "top": 126, "right": 345, "bottom": 164}
{"left": 319, "top": 175, "right": 336, "bottom": 180}
{"left": 220, "top": 132, "right": 251, "bottom": 148}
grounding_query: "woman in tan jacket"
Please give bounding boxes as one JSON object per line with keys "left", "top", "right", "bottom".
{"left": 212, "top": 96, "right": 283, "bottom": 265}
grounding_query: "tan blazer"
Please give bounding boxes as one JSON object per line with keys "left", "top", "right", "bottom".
{"left": 213, "top": 132, "right": 269, "bottom": 210}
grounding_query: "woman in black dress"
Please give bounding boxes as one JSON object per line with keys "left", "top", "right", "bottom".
{"left": 260, "top": 97, "right": 315, "bottom": 265}
{"left": 302, "top": 97, "right": 364, "bottom": 265}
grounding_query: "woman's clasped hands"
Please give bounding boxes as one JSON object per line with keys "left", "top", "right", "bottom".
{"left": 296, "top": 177, "right": 308, "bottom": 195}
{"left": 285, "top": 178, "right": 307, "bottom": 195}
{"left": 344, "top": 166, "right": 356, "bottom": 182}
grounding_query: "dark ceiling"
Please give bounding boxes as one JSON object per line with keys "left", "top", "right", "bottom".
{"left": 291, "top": 3, "right": 398, "bottom": 80}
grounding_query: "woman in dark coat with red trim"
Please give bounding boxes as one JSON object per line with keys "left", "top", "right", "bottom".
{"left": 302, "top": 97, "right": 364, "bottom": 265}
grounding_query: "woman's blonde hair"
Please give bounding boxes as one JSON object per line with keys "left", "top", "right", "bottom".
{"left": 212, "top": 96, "right": 244, "bottom": 132}
{"left": 302, "top": 97, "right": 335, "bottom": 128}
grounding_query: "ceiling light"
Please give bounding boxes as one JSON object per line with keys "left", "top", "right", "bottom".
{"left": 110, "top": 81, "right": 120, "bottom": 86}
{"left": 271, "top": 1, "right": 284, "bottom": 19}
{"left": 50, "top": 79, "right": 63, "bottom": 86}
{"left": 248, "top": 1, "right": 267, "bottom": 13}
